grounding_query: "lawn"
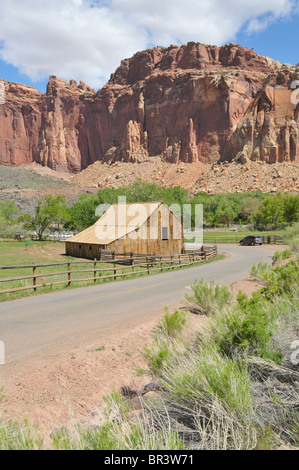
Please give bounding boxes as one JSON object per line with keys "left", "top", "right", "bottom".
{"left": 0, "top": 240, "right": 223, "bottom": 302}
{"left": 0, "top": 240, "right": 124, "bottom": 301}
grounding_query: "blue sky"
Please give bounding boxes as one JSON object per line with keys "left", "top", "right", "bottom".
{"left": 0, "top": 0, "right": 298, "bottom": 93}
{"left": 238, "top": 14, "right": 298, "bottom": 65}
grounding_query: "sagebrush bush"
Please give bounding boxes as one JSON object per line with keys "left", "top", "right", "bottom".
{"left": 158, "top": 308, "right": 187, "bottom": 339}
{"left": 205, "top": 264, "right": 299, "bottom": 363}
{"left": 185, "top": 279, "right": 232, "bottom": 315}
{"left": 251, "top": 258, "right": 299, "bottom": 300}
{"left": 207, "top": 305, "right": 281, "bottom": 363}
{"left": 160, "top": 345, "right": 253, "bottom": 419}
{"left": 143, "top": 340, "right": 172, "bottom": 375}
{"left": 272, "top": 250, "right": 292, "bottom": 265}
{"left": 142, "top": 309, "right": 190, "bottom": 376}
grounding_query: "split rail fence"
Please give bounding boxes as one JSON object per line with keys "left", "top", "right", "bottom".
{"left": 0, "top": 246, "right": 218, "bottom": 296}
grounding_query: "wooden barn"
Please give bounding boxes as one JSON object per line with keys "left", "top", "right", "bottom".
{"left": 65, "top": 202, "right": 184, "bottom": 259}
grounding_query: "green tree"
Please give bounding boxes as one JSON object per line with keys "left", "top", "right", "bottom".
{"left": 0, "top": 199, "right": 23, "bottom": 238}
{"left": 283, "top": 195, "right": 299, "bottom": 225}
{"left": 20, "top": 195, "right": 69, "bottom": 240}
{"left": 240, "top": 197, "right": 261, "bottom": 224}
{"left": 207, "top": 196, "right": 239, "bottom": 227}
{"left": 254, "top": 195, "right": 287, "bottom": 230}
{"left": 65, "top": 194, "right": 100, "bottom": 232}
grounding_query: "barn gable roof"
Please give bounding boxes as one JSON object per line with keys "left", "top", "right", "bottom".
{"left": 67, "top": 201, "right": 167, "bottom": 245}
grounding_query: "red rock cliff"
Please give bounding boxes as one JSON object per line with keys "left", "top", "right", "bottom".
{"left": 0, "top": 42, "right": 298, "bottom": 172}
{"left": 226, "top": 65, "right": 299, "bottom": 163}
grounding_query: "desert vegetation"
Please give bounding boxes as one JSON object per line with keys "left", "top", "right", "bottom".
{"left": 136, "top": 254, "right": 299, "bottom": 450}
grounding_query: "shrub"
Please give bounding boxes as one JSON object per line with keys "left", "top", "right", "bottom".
{"left": 185, "top": 279, "right": 232, "bottom": 315}
{"left": 158, "top": 309, "right": 187, "bottom": 338}
{"left": 284, "top": 222, "right": 299, "bottom": 252}
{"left": 272, "top": 250, "right": 292, "bottom": 265}
{"left": 160, "top": 345, "right": 253, "bottom": 419}
{"left": 251, "top": 259, "right": 299, "bottom": 300}
{"left": 206, "top": 293, "right": 282, "bottom": 363}
{"left": 142, "top": 309, "right": 190, "bottom": 376}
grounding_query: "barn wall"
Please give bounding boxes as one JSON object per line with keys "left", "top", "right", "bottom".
{"left": 65, "top": 242, "right": 104, "bottom": 259}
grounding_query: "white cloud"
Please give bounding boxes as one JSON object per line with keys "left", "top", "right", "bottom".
{"left": 0, "top": 0, "right": 297, "bottom": 89}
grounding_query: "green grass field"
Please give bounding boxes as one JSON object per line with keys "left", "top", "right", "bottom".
{"left": 0, "top": 240, "right": 223, "bottom": 302}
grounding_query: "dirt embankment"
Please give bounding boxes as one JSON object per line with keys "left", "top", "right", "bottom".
{"left": 71, "top": 159, "right": 299, "bottom": 194}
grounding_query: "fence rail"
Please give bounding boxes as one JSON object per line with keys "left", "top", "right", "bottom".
{"left": 0, "top": 246, "right": 218, "bottom": 296}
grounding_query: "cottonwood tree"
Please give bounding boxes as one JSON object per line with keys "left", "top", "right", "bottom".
{"left": 20, "top": 195, "right": 69, "bottom": 240}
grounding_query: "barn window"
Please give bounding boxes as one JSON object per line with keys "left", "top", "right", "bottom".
{"left": 162, "top": 227, "right": 169, "bottom": 241}
{"left": 79, "top": 245, "right": 82, "bottom": 250}
{"left": 90, "top": 246, "right": 92, "bottom": 250}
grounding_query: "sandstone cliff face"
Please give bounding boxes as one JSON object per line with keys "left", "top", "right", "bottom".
{"left": 0, "top": 82, "right": 43, "bottom": 167}
{"left": 0, "top": 76, "right": 95, "bottom": 172}
{"left": 226, "top": 65, "right": 299, "bottom": 164}
{"left": 0, "top": 42, "right": 298, "bottom": 172}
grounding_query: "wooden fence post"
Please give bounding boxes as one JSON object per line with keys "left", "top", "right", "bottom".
{"left": 94, "top": 259, "right": 97, "bottom": 284}
{"left": 33, "top": 263, "right": 37, "bottom": 291}
{"left": 68, "top": 262, "right": 71, "bottom": 287}
{"left": 147, "top": 258, "right": 150, "bottom": 275}
{"left": 131, "top": 254, "right": 135, "bottom": 274}
{"left": 179, "top": 254, "right": 182, "bottom": 268}
{"left": 114, "top": 261, "right": 117, "bottom": 280}
{"left": 171, "top": 255, "right": 174, "bottom": 270}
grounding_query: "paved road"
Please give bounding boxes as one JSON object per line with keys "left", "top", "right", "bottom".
{"left": 0, "top": 244, "right": 277, "bottom": 366}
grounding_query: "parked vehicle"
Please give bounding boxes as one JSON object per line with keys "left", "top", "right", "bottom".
{"left": 240, "top": 235, "right": 263, "bottom": 246}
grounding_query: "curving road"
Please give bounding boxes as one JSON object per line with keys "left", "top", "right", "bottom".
{"left": 0, "top": 244, "right": 277, "bottom": 367}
